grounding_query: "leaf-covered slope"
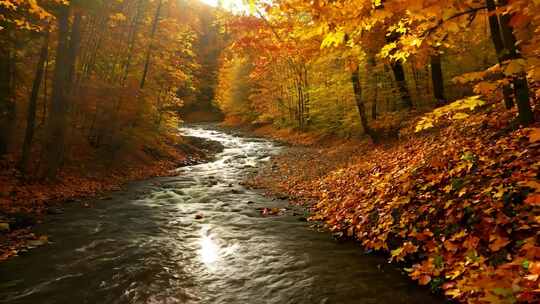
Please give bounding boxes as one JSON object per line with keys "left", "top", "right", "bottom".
{"left": 255, "top": 110, "right": 540, "bottom": 303}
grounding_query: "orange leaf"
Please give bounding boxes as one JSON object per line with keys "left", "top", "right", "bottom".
{"left": 525, "top": 194, "right": 540, "bottom": 206}
{"left": 418, "top": 275, "right": 431, "bottom": 285}
{"left": 489, "top": 236, "right": 510, "bottom": 252}
{"left": 528, "top": 128, "right": 540, "bottom": 143}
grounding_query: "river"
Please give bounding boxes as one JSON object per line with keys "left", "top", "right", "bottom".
{"left": 0, "top": 125, "right": 443, "bottom": 304}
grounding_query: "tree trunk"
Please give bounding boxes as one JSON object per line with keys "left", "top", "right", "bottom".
{"left": 512, "top": 76, "right": 534, "bottom": 125}
{"left": 498, "top": 2, "right": 534, "bottom": 125}
{"left": 140, "top": 0, "right": 162, "bottom": 89}
{"left": 42, "top": 5, "right": 71, "bottom": 179}
{"left": 122, "top": 0, "right": 145, "bottom": 85}
{"left": 390, "top": 61, "right": 413, "bottom": 109}
{"left": 430, "top": 54, "right": 446, "bottom": 106}
{"left": 67, "top": 11, "right": 83, "bottom": 87}
{"left": 371, "top": 101, "right": 377, "bottom": 121}
{"left": 0, "top": 41, "right": 14, "bottom": 156}
{"left": 20, "top": 27, "right": 50, "bottom": 173}
{"left": 486, "top": 0, "right": 515, "bottom": 110}
{"left": 303, "top": 64, "right": 310, "bottom": 125}
{"left": 368, "top": 56, "right": 378, "bottom": 120}
{"left": 81, "top": 12, "right": 107, "bottom": 81}
{"left": 41, "top": 55, "right": 49, "bottom": 126}
{"left": 294, "top": 76, "right": 303, "bottom": 129}
{"left": 351, "top": 67, "right": 376, "bottom": 141}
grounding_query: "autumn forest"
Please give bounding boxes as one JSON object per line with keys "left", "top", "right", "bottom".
{"left": 1, "top": 0, "right": 540, "bottom": 303}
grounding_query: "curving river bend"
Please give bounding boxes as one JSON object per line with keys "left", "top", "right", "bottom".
{"left": 0, "top": 125, "right": 443, "bottom": 304}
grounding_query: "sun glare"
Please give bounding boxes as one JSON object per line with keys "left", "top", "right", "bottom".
{"left": 199, "top": 0, "right": 219, "bottom": 6}
{"left": 199, "top": 231, "right": 219, "bottom": 265}
{"left": 197, "top": 0, "right": 250, "bottom": 13}
{"left": 197, "top": 226, "right": 239, "bottom": 269}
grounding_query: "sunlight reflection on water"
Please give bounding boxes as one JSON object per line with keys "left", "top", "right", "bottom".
{"left": 199, "top": 229, "right": 219, "bottom": 265}
{"left": 198, "top": 225, "right": 240, "bottom": 270}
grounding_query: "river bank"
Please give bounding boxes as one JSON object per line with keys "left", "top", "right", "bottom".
{"left": 0, "top": 125, "right": 443, "bottom": 304}
{"left": 0, "top": 132, "right": 224, "bottom": 262}
{"left": 245, "top": 111, "right": 540, "bottom": 303}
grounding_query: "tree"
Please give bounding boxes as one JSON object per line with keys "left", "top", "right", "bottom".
{"left": 490, "top": 0, "right": 534, "bottom": 125}
{"left": 430, "top": 53, "right": 445, "bottom": 105}
{"left": 42, "top": 3, "right": 72, "bottom": 179}
{"left": 351, "top": 65, "right": 376, "bottom": 140}
{"left": 0, "top": 34, "right": 14, "bottom": 156}
{"left": 20, "top": 25, "right": 50, "bottom": 173}
{"left": 140, "top": 0, "right": 163, "bottom": 89}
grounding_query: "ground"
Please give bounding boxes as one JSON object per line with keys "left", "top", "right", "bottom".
{"left": 0, "top": 135, "right": 224, "bottom": 262}
{"left": 246, "top": 108, "right": 540, "bottom": 303}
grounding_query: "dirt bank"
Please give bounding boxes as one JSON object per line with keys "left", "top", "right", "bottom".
{"left": 0, "top": 134, "right": 224, "bottom": 262}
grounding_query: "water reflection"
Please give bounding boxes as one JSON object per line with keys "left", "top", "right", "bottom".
{"left": 197, "top": 225, "right": 240, "bottom": 271}
{"left": 199, "top": 227, "right": 219, "bottom": 265}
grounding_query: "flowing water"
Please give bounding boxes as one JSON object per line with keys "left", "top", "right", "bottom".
{"left": 0, "top": 125, "right": 443, "bottom": 304}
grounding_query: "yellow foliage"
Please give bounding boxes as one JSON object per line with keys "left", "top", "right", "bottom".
{"left": 321, "top": 31, "right": 345, "bottom": 49}
{"left": 416, "top": 96, "right": 486, "bottom": 132}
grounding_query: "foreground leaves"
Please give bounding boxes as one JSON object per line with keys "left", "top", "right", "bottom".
{"left": 416, "top": 96, "right": 486, "bottom": 132}
{"left": 254, "top": 109, "right": 540, "bottom": 303}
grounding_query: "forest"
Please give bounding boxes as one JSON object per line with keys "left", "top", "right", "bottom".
{"left": 1, "top": 0, "right": 540, "bottom": 303}
{"left": 0, "top": 0, "right": 224, "bottom": 205}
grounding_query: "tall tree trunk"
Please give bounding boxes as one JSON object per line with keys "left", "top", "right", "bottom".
{"left": 122, "top": 0, "right": 145, "bottom": 85}
{"left": 0, "top": 40, "right": 14, "bottom": 157}
{"left": 81, "top": 12, "right": 107, "bottom": 81}
{"left": 20, "top": 27, "right": 50, "bottom": 173}
{"left": 430, "top": 54, "right": 446, "bottom": 106}
{"left": 486, "top": 0, "right": 515, "bottom": 110}
{"left": 498, "top": 1, "right": 534, "bottom": 125}
{"left": 294, "top": 76, "right": 303, "bottom": 129}
{"left": 42, "top": 5, "right": 71, "bottom": 179}
{"left": 390, "top": 61, "right": 413, "bottom": 109}
{"left": 351, "top": 67, "right": 376, "bottom": 141}
{"left": 140, "top": 0, "right": 162, "bottom": 89}
{"left": 303, "top": 64, "right": 310, "bottom": 125}
{"left": 41, "top": 55, "right": 49, "bottom": 126}
{"left": 67, "top": 11, "right": 83, "bottom": 87}
{"left": 378, "top": 0, "right": 412, "bottom": 111}
{"left": 369, "top": 57, "right": 378, "bottom": 120}
{"left": 511, "top": 76, "right": 534, "bottom": 125}
{"left": 78, "top": 12, "right": 97, "bottom": 82}
{"left": 410, "top": 57, "right": 421, "bottom": 101}
{"left": 371, "top": 100, "right": 377, "bottom": 120}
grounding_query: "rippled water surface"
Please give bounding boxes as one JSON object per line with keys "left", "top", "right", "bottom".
{"left": 0, "top": 126, "right": 443, "bottom": 304}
